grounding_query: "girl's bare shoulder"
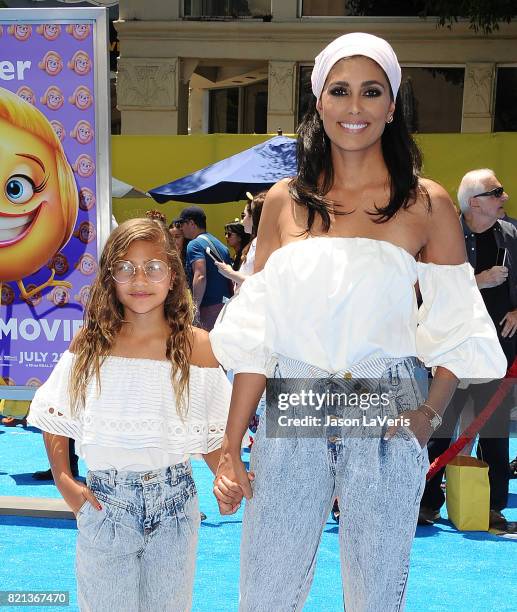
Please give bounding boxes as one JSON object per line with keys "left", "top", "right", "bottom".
{"left": 189, "top": 326, "right": 220, "bottom": 368}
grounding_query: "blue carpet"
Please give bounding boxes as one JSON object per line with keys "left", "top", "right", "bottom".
{"left": 1, "top": 422, "right": 516, "bottom": 611}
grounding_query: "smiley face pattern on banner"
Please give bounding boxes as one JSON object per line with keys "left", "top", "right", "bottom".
{"left": 0, "top": 21, "right": 99, "bottom": 386}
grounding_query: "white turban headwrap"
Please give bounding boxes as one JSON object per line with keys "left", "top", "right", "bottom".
{"left": 311, "top": 32, "right": 401, "bottom": 101}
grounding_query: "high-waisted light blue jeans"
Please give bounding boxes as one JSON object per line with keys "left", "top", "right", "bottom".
{"left": 240, "top": 355, "right": 429, "bottom": 612}
{"left": 76, "top": 461, "right": 199, "bottom": 612}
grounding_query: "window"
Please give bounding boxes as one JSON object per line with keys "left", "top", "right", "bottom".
{"left": 494, "top": 67, "right": 517, "bottom": 132}
{"left": 209, "top": 88, "right": 239, "bottom": 133}
{"left": 209, "top": 82, "right": 267, "bottom": 133}
{"left": 183, "top": 0, "right": 262, "bottom": 19}
{"left": 242, "top": 82, "right": 268, "bottom": 133}
{"left": 399, "top": 68, "right": 464, "bottom": 133}
{"left": 301, "top": 0, "right": 347, "bottom": 16}
{"left": 298, "top": 65, "right": 314, "bottom": 124}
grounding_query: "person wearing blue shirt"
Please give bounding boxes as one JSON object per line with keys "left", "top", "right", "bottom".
{"left": 175, "top": 206, "right": 232, "bottom": 331}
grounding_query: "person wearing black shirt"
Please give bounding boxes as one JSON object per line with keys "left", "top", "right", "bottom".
{"left": 419, "top": 169, "right": 517, "bottom": 532}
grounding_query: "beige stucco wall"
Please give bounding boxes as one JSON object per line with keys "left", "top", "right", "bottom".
{"left": 114, "top": 2, "right": 517, "bottom": 135}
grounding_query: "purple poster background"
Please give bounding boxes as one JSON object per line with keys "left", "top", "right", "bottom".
{"left": 0, "top": 21, "right": 98, "bottom": 388}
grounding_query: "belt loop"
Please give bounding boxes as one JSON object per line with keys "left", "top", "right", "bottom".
{"left": 390, "top": 365, "right": 399, "bottom": 387}
{"left": 108, "top": 469, "right": 116, "bottom": 487}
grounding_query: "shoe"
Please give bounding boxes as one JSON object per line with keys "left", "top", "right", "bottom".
{"left": 489, "top": 509, "right": 508, "bottom": 530}
{"left": 1, "top": 416, "right": 26, "bottom": 427}
{"left": 418, "top": 506, "right": 440, "bottom": 525}
{"left": 200, "top": 512, "right": 207, "bottom": 521}
{"left": 509, "top": 456, "right": 517, "bottom": 479}
{"left": 331, "top": 499, "right": 340, "bottom": 523}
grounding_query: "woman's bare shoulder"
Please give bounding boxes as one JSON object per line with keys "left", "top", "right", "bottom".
{"left": 419, "top": 178, "right": 458, "bottom": 216}
{"left": 418, "top": 178, "right": 466, "bottom": 264}
{"left": 189, "top": 326, "right": 220, "bottom": 368}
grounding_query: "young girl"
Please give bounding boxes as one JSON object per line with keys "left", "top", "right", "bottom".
{"left": 27, "top": 218, "right": 233, "bottom": 611}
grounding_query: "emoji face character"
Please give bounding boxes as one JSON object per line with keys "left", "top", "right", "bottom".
{"left": 79, "top": 188, "right": 96, "bottom": 211}
{"left": 50, "top": 120, "right": 65, "bottom": 142}
{"left": 38, "top": 51, "right": 63, "bottom": 76}
{"left": 36, "top": 24, "right": 61, "bottom": 41}
{"left": 70, "top": 120, "right": 93, "bottom": 145}
{"left": 76, "top": 253, "right": 97, "bottom": 276}
{"left": 47, "top": 252, "right": 69, "bottom": 276}
{"left": 48, "top": 285, "right": 70, "bottom": 306}
{"left": 1, "top": 283, "right": 15, "bottom": 305}
{"left": 8, "top": 25, "right": 32, "bottom": 41}
{"left": 73, "top": 154, "right": 95, "bottom": 178}
{"left": 75, "top": 284, "right": 91, "bottom": 307}
{"left": 23, "top": 283, "right": 42, "bottom": 306}
{"left": 66, "top": 24, "right": 91, "bottom": 40}
{"left": 16, "top": 86, "right": 36, "bottom": 106}
{"left": 0, "top": 88, "right": 78, "bottom": 284}
{"left": 74, "top": 220, "right": 96, "bottom": 244}
{"left": 41, "top": 86, "right": 64, "bottom": 111}
{"left": 68, "top": 50, "right": 91, "bottom": 76}
{"left": 69, "top": 86, "right": 93, "bottom": 110}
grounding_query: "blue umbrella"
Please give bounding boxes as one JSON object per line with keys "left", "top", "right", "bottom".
{"left": 149, "top": 135, "right": 297, "bottom": 204}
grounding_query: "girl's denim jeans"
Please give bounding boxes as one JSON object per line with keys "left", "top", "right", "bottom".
{"left": 76, "top": 461, "right": 199, "bottom": 611}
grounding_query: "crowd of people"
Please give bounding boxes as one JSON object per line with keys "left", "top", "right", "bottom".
{"left": 8, "top": 30, "right": 515, "bottom": 612}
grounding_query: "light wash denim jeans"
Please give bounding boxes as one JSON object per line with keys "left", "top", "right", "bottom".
{"left": 240, "top": 355, "right": 429, "bottom": 612}
{"left": 76, "top": 461, "right": 199, "bottom": 612}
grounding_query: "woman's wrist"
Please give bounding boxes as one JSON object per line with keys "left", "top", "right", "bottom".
{"left": 417, "top": 402, "right": 442, "bottom": 430}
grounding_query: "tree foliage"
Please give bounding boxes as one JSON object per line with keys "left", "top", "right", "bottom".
{"left": 347, "top": 1, "right": 515, "bottom": 34}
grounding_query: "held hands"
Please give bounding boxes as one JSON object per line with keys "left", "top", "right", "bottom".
{"left": 500, "top": 310, "right": 517, "bottom": 338}
{"left": 59, "top": 474, "right": 101, "bottom": 516}
{"left": 213, "top": 450, "right": 255, "bottom": 515}
{"left": 384, "top": 408, "right": 434, "bottom": 450}
{"left": 476, "top": 266, "right": 508, "bottom": 289}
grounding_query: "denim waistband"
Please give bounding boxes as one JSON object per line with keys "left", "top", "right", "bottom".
{"left": 86, "top": 460, "right": 192, "bottom": 487}
{"left": 269, "top": 354, "right": 422, "bottom": 380}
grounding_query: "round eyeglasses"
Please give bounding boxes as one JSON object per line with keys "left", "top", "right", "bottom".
{"left": 109, "top": 259, "right": 170, "bottom": 284}
{"left": 473, "top": 186, "right": 505, "bottom": 199}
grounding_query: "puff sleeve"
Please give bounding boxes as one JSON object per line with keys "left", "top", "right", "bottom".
{"left": 209, "top": 270, "right": 269, "bottom": 375}
{"left": 416, "top": 262, "right": 507, "bottom": 381}
{"left": 26, "top": 351, "right": 82, "bottom": 440}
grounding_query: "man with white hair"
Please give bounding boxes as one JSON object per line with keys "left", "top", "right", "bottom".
{"left": 420, "top": 168, "right": 517, "bottom": 531}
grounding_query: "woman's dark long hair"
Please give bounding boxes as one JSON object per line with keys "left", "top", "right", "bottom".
{"left": 289, "top": 92, "right": 430, "bottom": 233}
{"left": 240, "top": 190, "right": 267, "bottom": 267}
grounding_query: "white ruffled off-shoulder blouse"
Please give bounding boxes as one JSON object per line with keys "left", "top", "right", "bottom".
{"left": 27, "top": 351, "right": 232, "bottom": 470}
{"left": 209, "top": 237, "right": 507, "bottom": 380}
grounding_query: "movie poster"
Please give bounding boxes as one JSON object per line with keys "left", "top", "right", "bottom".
{"left": 0, "top": 9, "right": 110, "bottom": 396}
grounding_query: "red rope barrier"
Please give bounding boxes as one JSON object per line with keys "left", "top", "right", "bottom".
{"left": 426, "top": 358, "right": 517, "bottom": 481}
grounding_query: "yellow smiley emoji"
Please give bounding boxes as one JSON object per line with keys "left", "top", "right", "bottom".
{"left": 0, "top": 87, "right": 78, "bottom": 301}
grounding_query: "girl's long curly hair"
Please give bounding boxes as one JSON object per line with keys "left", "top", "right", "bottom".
{"left": 69, "top": 218, "right": 195, "bottom": 418}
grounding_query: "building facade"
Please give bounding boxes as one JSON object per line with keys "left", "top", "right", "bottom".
{"left": 114, "top": 0, "right": 517, "bottom": 135}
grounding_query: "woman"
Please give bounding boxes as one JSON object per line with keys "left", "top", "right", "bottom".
{"left": 224, "top": 221, "right": 250, "bottom": 272}
{"left": 215, "top": 192, "right": 266, "bottom": 290}
{"left": 209, "top": 33, "right": 506, "bottom": 611}
{"left": 169, "top": 221, "right": 190, "bottom": 280}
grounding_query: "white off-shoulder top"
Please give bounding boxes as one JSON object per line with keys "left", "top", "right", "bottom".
{"left": 209, "top": 237, "right": 507, "bottom": 380}
{"left": 27, "top": 351, "right": 232, "bottom": 470}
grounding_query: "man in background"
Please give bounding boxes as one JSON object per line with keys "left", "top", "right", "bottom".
{"left": 176, "top": 206, "right": 232, "bottom": 330}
